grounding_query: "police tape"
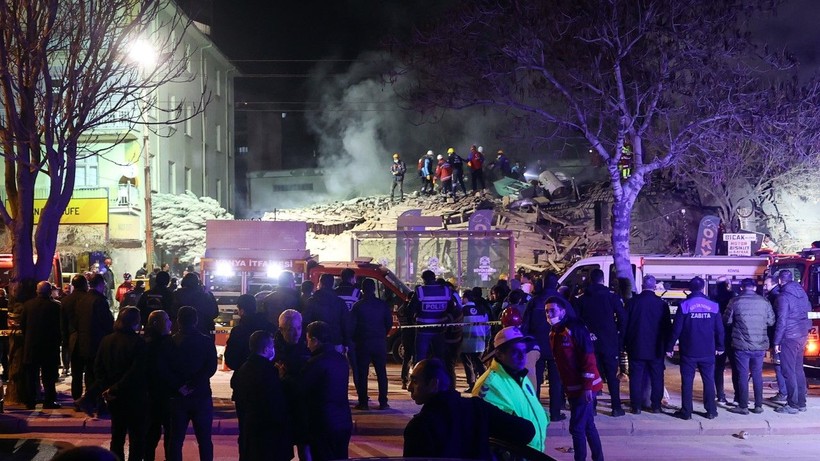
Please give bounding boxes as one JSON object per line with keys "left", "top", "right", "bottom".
{"left": 207, "top": 321, "right": 503, "bottom": 335}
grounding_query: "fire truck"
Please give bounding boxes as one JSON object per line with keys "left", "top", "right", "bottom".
{"left": 200, "top": 220, "right": 413, "bottom": 358}
{"left": 767, "top": 247, "right": 820, "bottom": 370}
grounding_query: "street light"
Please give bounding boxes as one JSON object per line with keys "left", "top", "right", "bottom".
{"left": 130, "top": 38, "right": 157, "bottom": 275}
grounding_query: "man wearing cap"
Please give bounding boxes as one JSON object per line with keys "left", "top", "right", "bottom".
{"left": 666, "top": 276, "right": 724, "bottom": 420}
{"left": 472, "top": 326, "right": 549, "bottom": 453}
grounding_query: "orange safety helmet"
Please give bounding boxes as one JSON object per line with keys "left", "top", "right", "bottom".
{"left": 500, "top": 306, "right": 523, "bottom": 327}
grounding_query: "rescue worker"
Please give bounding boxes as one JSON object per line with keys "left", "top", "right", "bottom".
{"left": 468, "top": 145, "right": 485, "bottom": 193}
{"left": 419, "top": 150, "right": 435, "bottom": 195}
{"left": 447, "top": 147, "right": 467, "bottom": 197}
{"left": 546, "top": 296, "right": 604, "bottom": 461}
{"left": 390, "top": 152, "right": 407, "bottom": 202}
{"left": 407, "top": 270, "right": 460, "bottom": 366}
{"left": 115, "top": 273, "right": 134, "bottom": 309}
{"left": 335, "top": 268, "right": 362, "bottom": 397}
{"left": 434, "top": 154, "right": 454, "bottom": 199}
{"left": 491, "top": 149, "right": 512, "bottom": 179}
{"left": 666, "top": 276, "right": 724, "bottom": 420}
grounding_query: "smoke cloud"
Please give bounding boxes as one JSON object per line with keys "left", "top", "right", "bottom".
{"left": 304, "top": 51, "right": 514, "bottom": 201}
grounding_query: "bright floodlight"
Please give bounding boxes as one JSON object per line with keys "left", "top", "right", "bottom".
{"left": 267, "top": 263, "right": 283, "bottom": 279}
{"left": 215, "top": 261, "right": 235, "bottom": 277}
{"left": 129, "top": 39, "right": 157, "bottom": 67}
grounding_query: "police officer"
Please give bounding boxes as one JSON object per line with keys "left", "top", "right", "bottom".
{"left": 666, "top": 276, "right": 724, "bottom": 420}
{"left": 408, "top": 270, "right": 460, "bottom": 366}
{"left": 335, "top": 268, "right": 362, "bottom": 394}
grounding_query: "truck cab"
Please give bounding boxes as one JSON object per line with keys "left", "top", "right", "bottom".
{"left": 768, "top": 248, "right": 820, "bottom": 370}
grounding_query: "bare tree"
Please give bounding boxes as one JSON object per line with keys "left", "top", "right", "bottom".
{"left": 393, "top": 0, "right": 791, "bottom": 283}
{"left": 678, "top": 80, "right": 820, "bottom": 233}
{"left": 0, "top": 0, "right": 205, "bottom": 283}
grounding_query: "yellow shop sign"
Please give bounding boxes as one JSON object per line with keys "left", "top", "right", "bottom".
{"left": 6, "top": 198, "right": 109, "bottom": 224}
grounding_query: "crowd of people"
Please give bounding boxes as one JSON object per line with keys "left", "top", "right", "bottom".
{"left": 0, "top": 257, "right": 814, "bottom": 461}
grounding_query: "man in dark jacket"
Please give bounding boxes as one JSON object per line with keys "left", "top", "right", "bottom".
{"left": 714, "top": 278, "right": 738, "bottom": 405}
{"left": 574, "top": 269, "right": 627, "bottom": 417}
{"left": 172, "top": 273, "right": 218, "bottom": 338}
{"left": 224, "top": 294, "right": 275, "bottom": 371}
{"left": 136, "top": 271, "right": 174, "bottom": 327}
{"left": 231, "top": 330, "right": 292, "bottom": 461}
{"left": 20, "top": 281, "right": 63, "bottom": 409}
{"left": 301, "top": 321, "right": 352, "bottom": 461}
{"left": 303, "top": 274, "right": 350, "bottom": 352}
{"left": 407, "top": 270, "right": 460, "bottom": 364}
{"left": 121, "top": 280, "right": 145, "bottom": 308}
{"left": 772, "top": 270, "right": 812, "bottom": 414}
{"left": 167, "top": 306, "right": 217, "bottom": 461}
{"left": 522, "top": 272, "right": 565, "bottom": 420}
{"left": 404, "top": 358, "right": 535, "bottom": 459}
{"left": 62, "top": 275, "right": 88, "bottom": 400}
{"left": 624, "top": 275, "right": 671, "bottom": 414}
{"left": 666, "top": 277, "right": 724, "bottom": 420}
{"left": 144, "top": 310, "right": 176, "bottom": 461}
{"left": 351, "top": 278, "right": 392, "bottom": 410}
{"left": 724, "top": 278, "right": 775, "bottom": 415}
{"left": 261, "top": 271, "right": 300, "bottom": 326}
{"left": 275, "top": 309, "right": 310, "bottom": 460}
{"left": 73, "top": 274, "right": 114, "bottom": 409}
{"left": 89, "top": 307, "right": 147, "bottom": 461}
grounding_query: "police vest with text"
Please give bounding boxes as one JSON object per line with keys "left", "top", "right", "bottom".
{"left": 415, "top": 284, "right": 452, "bottom": 330}
{"left": 336, "top": 285, "right": 361, "bottom": 311}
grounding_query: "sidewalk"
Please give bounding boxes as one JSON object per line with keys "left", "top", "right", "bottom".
{"left": 1, "top": 363, "right": 818, "bottom": 438}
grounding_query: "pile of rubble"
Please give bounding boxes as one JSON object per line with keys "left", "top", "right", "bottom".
{"left": 263, "top": 187, "right": 614, "bottom": 273}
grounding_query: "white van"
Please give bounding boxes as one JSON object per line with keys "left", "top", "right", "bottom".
{"left": 558, "top": 254, "right": 770, "bottom": 310}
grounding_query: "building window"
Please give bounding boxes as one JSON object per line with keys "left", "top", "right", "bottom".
{"left": 151, "top": 153, "right": 159, "bottom": 193}
{"left": 169, "top": 95, "right": 178, "bottom": 123}
{"left": 184, "top": 103, "right": 192, "bottom": 136}
{"left": 168, "top": 161, "right": 177, "bottom": 194}
{"left": 216, "top": 124, "right": 222, "bottom": 152}
{"left": 216, "top": 179, "right": 222, "bottom": 205}
{"left": 272, "top": 183, "right": 314, "bottom": 192}
{"left": 216, "top": 69, "right": 222, "bottom": 97}
{"left": 184, "top": 167, "right": 192, "bottom": 193}
{"left": 75, "top": 155, "right": 99, "bottom": 187}
{"left": 185, "top": 44, "right": 191, "bottom": 74}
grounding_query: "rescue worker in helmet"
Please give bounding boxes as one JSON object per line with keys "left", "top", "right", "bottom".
{"left": 447, "top": 147, "right": 467, "bottom": 198}
{"left": 115, "top": 273, "right": 134, "bottom": 308}
{"left": 390, "top": 152, "right": 407, "bottom": 202}
{"left": 418, "top": 150, "right": 435, "bottom": 195}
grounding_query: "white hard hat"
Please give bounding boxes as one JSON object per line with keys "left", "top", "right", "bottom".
{"left": 427, "top": 150, "right": 434, "bottom": 156}
{"left": 437, "top": 154, "right": 443, "bottom": 160}
{"left": 478, "top": 146, "right": 483, "bottom": 153}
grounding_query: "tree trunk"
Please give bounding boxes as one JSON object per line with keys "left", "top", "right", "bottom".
{"left": 611, "top": 176, "right": 643, "bottom": 292}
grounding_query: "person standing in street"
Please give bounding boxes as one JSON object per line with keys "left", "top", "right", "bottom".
{"left": 102, "top": 258, "right": 116, "bottom": 314}
{"left": 301, "top": 321, "right": 353, "bottom": 461}
{"left": 74, "top": 274, "right": 114, "bottom": 412}
{"left": 459, "top": 290, "right": 490, "bottom": 394}
{"left": 167, "top": 306, "right": 218, "bottom": 461}
{"left": 19, "top": 281, "right": 63, "bottom": 409}
{"left": 261, "top": 271, "right": 300, "bottom": 328}
{"left": 772, "top": 270, "right": 812, "bottom": 414}
{"left": 62, "top": 275, "right": 88, "bottom": 401}
{"left": 724, "top": 278, "right": 775, "bottom": 415}
{"left": 623, "top": 275, "right": 671, "bottom": 414}
{"left": 666, "top": 276, "right": 724, "bottom": 420}
{"left": 714, "top": 277, "right": 738, "bottom": 405}
{"left": 574, "top": 269, "right": 627, "bottom": 417}
{"left": 303, "top": 274, "right": 350, "bottom": 353}
{"left": 351, "top": 278, "right": 392, "bottom": 410}
{"left": 546, "top": 296, "right": 604, "bottom": 461}
{"left": 89, "top": 307, "right": 147, "bottom": 461}
{"left": 390, "top": 152, "right": 407, "bottom": 202}
{"left": 472, "top": 326, "right": 549, "bottom": 453}
{"left": 136, "top": 271, "right": 174, "bottom": 327}
{"left": 224, "top": 294, "right": 275, "bottom": 372}
{"left": 230, "top": 330, "right": 292, "bottom": 461}
{"left": 144, "top": 310, "right": 175, "bottom": 461}
{"left": 172, "top": 273, "right": 218, "bottom": 339}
